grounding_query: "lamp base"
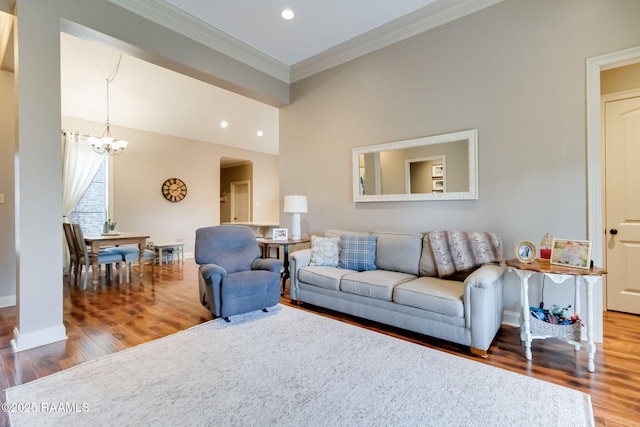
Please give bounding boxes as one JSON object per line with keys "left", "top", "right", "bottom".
{"left": 291, "top": 212, "right": 301, "bottom": 240}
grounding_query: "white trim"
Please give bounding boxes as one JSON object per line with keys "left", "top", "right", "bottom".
{"left": 586, "top": 46, "right": 640, "bottom": 270}
{"left": 110, "top": 0, "right": 504, "bottom": 83}
{"left": 0, "top": 295, "right": 16, "bottom": 308}
{"left": 291, "top": 0, "right": 504, "bottom": 82}
{"left": 11, "top": 325, "right": 68, "bottom": 353}
{"left": 502, "top": 310, "right": 521, "bottom": 328}
{"left": 108, "top": 0, "right": 290, "bottom": 82}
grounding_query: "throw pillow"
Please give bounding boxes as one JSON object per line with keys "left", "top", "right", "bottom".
{"left": 338, "top": 234, "right": 377, "bottom": 271}
{"left": 309, "top": 235, "right": 340, "bottom": 267}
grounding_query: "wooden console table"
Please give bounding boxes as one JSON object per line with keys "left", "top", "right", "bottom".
{"left": 506, "top": 258, "right": 606, "bottom": 373}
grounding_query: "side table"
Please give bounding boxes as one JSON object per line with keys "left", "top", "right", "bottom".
{"left": 256, "top": 238, "right": 310, "bottom": 295}
{"left": 506, "top": 258, "right": 606, "bottom": 373}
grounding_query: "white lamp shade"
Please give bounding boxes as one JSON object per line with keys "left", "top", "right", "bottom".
{"left": 284, "top": 195, "right": 307, "bottom": 213}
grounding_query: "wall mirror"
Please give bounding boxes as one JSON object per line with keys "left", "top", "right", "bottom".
{"left": 352, "top": 129, "right": 478, "bottom": 202}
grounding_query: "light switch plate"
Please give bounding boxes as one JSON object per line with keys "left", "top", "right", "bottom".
{"left": 0, "top": 193, "right": 4, "bottom": 204}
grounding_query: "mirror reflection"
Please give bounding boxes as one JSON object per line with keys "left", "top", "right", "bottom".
{"left": 353, "top": 129, "right": 478, "bottom": 202}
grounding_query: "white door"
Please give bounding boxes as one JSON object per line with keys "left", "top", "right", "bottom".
{"left": 605, "top": 94, "right": 640, "bottom": 314}
{"left": 230, "top": 180, "right": 251, "bottom": 222}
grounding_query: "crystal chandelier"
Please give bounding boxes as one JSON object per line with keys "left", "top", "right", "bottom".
{"left": 88, "top": 53, "right": 128, "bottom": 156}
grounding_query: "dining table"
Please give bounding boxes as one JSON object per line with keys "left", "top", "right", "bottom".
{"left": 83, "top": 232, "right": 150, "bottom": 286}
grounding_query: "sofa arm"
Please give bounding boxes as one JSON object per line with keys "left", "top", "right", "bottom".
{"left": 463, "top": 263, "right": 506, "bottom": 353}
{"left": 464, "top": 263, "right": 506, "bottom": 288}
{"left": 289, "top": 249, "right": 312, "bottom": 300}
{"left": 252, "top": 258, "right": 283, "bottom": 274}
{"left": 199, "top": 263, "right": 227, "bottom": 280}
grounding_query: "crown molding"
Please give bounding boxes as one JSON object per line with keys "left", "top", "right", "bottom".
{"left": 290, "top": 0, "right": 504, "bottom": 82}
{"left": 109, "top": 0, "right": 290, "bottom": 83}
{"left": 110, "top": 0, "right": 503, "bottom": 85}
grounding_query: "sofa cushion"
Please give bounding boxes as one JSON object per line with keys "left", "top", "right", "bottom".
{"left": 419, "top": 236, "right": 438, "bottom": 277}
{"left": 340, "top": 270, "right": 416, "bottom": 301}
{"left": 339, "top": 235, "right": 377, "bottom": 271}
{"left": 324, "top": 229, "right": 370, "bottom": 239}
{"left": 298, "top": 266, "right": 355, "bottom": 291}
{"left": 309, "top": 236, "right": 340, "bottom": 267}
{"left": 393, "top": 276, "right": 465, "bottom": 317}
{"left": 374, "top": 231, "right": 422, "bottom": 276}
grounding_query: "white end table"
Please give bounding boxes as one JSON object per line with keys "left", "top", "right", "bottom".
{"left": 152, "top": 242, "right": 185, "bottom": 265}
{"left": 506, "top": 258, "right": 606, "bottom": 373}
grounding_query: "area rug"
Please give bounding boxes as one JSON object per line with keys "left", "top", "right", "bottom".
{"left": 6, "top": 305, "right": 594, "bottom": 426}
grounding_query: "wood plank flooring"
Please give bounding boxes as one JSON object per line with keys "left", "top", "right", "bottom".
{"left": 0, "top": 259, "right": 638, "bottom": 426}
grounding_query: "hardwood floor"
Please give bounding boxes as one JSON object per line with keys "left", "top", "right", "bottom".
{"left": 0, "top": 259, "right": 638, "bottom": 426}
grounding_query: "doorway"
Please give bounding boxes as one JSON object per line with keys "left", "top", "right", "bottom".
{"left": 587, "top": 46, "right": 640, "bottom": 320}
{"left": 220, "top": 157, "right": 253, "bottom": 223}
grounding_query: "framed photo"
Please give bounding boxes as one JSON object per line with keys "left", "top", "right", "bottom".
{"left": 432, "top": 164, "right": 444, "bottom": 178}
{"left": 515, "top": 241, "right": 537, "bottom": 263}
{"left": 550, "top": 238, "right": 592, "bottom": 269}
{"left": 272, "top": 228, "right": 288, "bottom": 241}
{"left": 432, "top": 179, "right": 444, "bottom": 191}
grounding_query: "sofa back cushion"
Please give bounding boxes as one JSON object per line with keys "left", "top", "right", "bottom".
{"left": 374, "top": 231, "right": 422, "bottom": 276}
{"left": 324, "top": 229, "right": 370, "bottom": 239}
{"left": 419, "top": 236, "right": 438, "bottom": 277}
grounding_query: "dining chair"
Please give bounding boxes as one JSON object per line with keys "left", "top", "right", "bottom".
{"left": 107, "top": 245, "right": 155, "bottom": 282}
{"left": 72, "top": 223, "right": 123, "bottom": 289}
{"left": 63, "top": 223, "right": 79, "bottom": 276}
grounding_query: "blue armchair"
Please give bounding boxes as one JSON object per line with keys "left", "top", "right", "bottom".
{"left": 195, "top": 225, "right": 282, "bottom": 321}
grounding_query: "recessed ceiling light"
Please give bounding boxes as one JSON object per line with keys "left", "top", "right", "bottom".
{"left": 281, "top": 9, "right": 294, "bottom": 20}
{"left": 220, "top": 121, "right": 228, "bottom": 128}
{"left": 257, "top": 131, "right": 264, "bottom": 137}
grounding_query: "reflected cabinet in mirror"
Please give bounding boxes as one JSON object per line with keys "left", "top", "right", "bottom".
{"left": 353, "top": 129, "right": 478, "bottom": 202}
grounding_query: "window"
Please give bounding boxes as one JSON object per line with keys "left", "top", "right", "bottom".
{"left": 71, "top": 157, "right": 108, "bottom": 234}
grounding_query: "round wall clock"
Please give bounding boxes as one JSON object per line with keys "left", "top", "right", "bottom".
{"left": 162, "top": 178, "right": 187, "bottom": 202}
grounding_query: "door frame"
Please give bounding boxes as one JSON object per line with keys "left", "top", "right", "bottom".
{"left": 587, "top": 46, "right": 640, "bottom": 269}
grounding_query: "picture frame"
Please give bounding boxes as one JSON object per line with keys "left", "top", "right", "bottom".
{"left": 515, "top": 241, "right": 537, "bottom": 263}
{"left": 432, "top": 179, "right": 444, "bottom": 191}
{"left": 272, "top": 228, "right": 288, "bottom": 241}
{"left": 550, "top": 238, "right": 592, "bottom": 269}
{"left": 431, "top": 164, "right": 444, "bottom": 178}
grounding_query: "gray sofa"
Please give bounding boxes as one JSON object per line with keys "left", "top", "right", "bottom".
{"left": 289, "top": 230, "right": 505, "bottom": 356}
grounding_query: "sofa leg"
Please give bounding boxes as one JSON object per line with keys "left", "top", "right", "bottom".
{"left": 470, "top": 347, "right": 488, "bottom": 358}
{"left": 262, "top": 308, "right": 268, "bottom": 313}
{"left": 223, "top": 317, "right": 230, "bottom": 323}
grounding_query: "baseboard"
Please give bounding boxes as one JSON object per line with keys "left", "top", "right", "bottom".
{"left": 502, "top": 310, "right": 521, "bottom": 327}
{"left": 0, "top": 294, "right": 16, "bottom": 308}
{"left": 11, "top": 324, "right": 67, "bottom": 353}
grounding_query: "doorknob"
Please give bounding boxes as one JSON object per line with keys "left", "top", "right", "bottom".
{"left": 610, "top": 229, "right": 618, "bottom": 235}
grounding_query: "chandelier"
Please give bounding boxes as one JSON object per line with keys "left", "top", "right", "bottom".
{"left": 88, "top": 53, "right": 128, "bottom": 156}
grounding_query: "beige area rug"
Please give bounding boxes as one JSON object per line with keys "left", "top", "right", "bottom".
{"left": 6, "top": 305, "right": 593, "bottom": 426}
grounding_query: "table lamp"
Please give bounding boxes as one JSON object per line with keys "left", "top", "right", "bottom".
{"left": 284, "top": 195, "right": 307, "bottom": 240}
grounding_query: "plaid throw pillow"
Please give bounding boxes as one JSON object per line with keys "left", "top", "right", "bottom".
{"left": 338, "top": 234, "right": 377, "bottom": 271}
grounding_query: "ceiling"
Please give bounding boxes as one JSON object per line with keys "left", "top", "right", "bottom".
{"left": 3, "top": 0, "right": 502, "bottom": 156}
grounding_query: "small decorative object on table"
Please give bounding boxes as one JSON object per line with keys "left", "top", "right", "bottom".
{"left": 515, "top": 241, "right": 536, "bottom": 263}
{"left": 102, "top": 219, "right": 118, "bottom": 235}
{"left": 272, "top": 228, "right": 288, "bottom": 241}
{"left": 539, "top": 232, "right": 553, "bottom": 262}
{"left": 550, "top": 238, "right": 592, "bottom": 269}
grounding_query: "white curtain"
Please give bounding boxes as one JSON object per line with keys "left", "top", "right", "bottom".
{"left": 62, "top": 131, "right": 104, "bottom": 272}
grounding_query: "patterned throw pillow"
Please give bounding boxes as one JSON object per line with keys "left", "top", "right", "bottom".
{"left": 309, "top": 236, "right": 340, "bottom": 267}
{"left": 338, "top": 234, "right": 377, "bottom": 271}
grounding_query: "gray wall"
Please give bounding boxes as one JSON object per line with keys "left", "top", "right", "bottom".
{"left": 280, "top": 0, "right": 640, "bottom": 323}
